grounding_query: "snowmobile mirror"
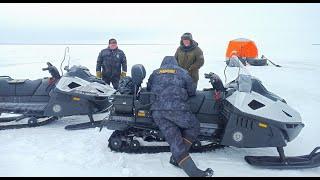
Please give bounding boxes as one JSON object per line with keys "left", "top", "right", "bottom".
{"left": 47, "top": 62, "right": 53, "bottom": 67}
{"left": 227, "top": 57, "right": 241, "bottom": 67}
{"left": 64, "top": 65, "right": 70, "bottom": 71}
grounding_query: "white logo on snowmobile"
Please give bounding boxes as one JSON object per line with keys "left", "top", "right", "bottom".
{"left": 233, "top": 131, "right": 243, "bottom": 142}
{"left": 53, "top": 104, "right": 62, "bottom": 113}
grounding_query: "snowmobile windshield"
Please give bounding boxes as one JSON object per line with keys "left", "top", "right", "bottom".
{"left": 224, "top": 56, "right": 252, "bottom": 93}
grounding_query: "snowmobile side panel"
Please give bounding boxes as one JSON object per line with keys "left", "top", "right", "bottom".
{"left": 220, "top": 100, "right": 304, "bottom": 148}
{"left": 44, "top": 91, "right": 91, "bottom": 116}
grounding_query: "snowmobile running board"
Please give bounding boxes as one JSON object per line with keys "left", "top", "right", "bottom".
{"left": 0, "top": 116, "right": 57, "bottom": 130}
{"left": 245, "top": 146, "right": 320, "bottom": 169}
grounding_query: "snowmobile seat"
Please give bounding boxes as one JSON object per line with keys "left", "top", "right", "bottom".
{"left": 15, "top": 79, "right": 42, "bottom": 96}
{"left": 8, "top": 79, "right": 28, "bottom": 84}
{"left": 0, "top": 78, "right": 42, "bottom": 96}
{"left": 0, "top": 79, "right": 15, "bottom": 96}
{"left": 188, "top": 91, "right": 205, "bottom": 113}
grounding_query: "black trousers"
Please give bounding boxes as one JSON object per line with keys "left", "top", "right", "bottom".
{"left": 102, "top": 76, "right": 120, "bottom": 90}
{"left": 152, "top": 110, "right": 200, "bottom": 164}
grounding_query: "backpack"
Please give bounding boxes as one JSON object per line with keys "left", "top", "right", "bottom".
{"left": 118, "top": 76, "right": 134, "bottom": 95}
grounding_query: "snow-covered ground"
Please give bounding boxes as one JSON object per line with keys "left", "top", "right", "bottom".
{"left": 0, "top": 45, "right": 319, "bottom": 176}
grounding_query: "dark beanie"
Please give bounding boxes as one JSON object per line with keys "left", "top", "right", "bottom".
{"left": 109, "top": 38, "right": 117, "bottom": 44}
{"left": 181, "top": 32, "right": 193, "bottom": 41}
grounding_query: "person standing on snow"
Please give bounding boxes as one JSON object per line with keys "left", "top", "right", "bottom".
{"left": 96, "top": 38, "right": 127, "bottom": 90}
{"left": 146, "top": 56, "right": 213, "bottom": 177}
{"left": 174, "top": 32, "right": 204, "bottom": 88}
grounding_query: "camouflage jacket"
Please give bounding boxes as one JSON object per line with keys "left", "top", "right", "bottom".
{"left": 147, "top": 56, "right": 196, "bottom": 111}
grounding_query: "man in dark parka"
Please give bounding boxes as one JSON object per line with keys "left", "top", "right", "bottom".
{"left": 96, "top": 38, "right": 127, "bottom": 90}
{"left": 174, "top": 32, "right": 204, "bottom": 88}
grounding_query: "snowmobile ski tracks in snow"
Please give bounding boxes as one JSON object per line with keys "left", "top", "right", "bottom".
{"left": 245, "top": 146, "right": 320, "bottom": 169}
{"left": 0, "top": 116, "right": 57, "bottom": 130}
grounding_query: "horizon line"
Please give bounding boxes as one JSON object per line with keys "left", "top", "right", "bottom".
{"left": 0, "top": 43, "right": 176, "bottom": 46}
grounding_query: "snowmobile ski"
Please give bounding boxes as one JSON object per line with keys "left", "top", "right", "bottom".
{"left": 64, "top": 120, "right": 105, "bottom": 130}
{"left": 0, "top": 114, "right": 26, "bottom": 122}
{"left": 0, "top": 116, "right": 57, "bottom": 130}
{"left": 245, "top": 146, "right": 320, "bottom": 169}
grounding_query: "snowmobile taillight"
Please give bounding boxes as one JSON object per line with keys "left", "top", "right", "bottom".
{"left": 48, "top": 77, "right": 56, "bottom": 85}
{"left": 137, "top": 111, "right": 146, "bottom": 117}
{"left": 213, "top": 91, "right": 222, "bottom": 101}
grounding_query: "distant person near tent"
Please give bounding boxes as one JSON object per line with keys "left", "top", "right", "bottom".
{"left": 174, "top": 32, "right": 204, "bottom": 88}
{"left": 96, "top": 38, "right": 127, "bottom": 90}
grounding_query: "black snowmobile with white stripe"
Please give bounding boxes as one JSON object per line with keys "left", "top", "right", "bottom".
{"left": 100, "top": 56, "right": 320, "bottom": 169}
{"left": 0, "top": 62, "right": 116, "bottom": 130}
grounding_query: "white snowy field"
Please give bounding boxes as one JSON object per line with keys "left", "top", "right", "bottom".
{"left": 0, "top": 45, "right": 320, "bottom": 177}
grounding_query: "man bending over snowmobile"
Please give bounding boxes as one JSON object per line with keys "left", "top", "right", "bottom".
{"left": 146, "top": 56, "right": 213, "bottom": 177}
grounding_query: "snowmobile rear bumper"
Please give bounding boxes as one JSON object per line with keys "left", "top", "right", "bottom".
{"left": 245, "top": 146, "right": 320, "bottom": 169}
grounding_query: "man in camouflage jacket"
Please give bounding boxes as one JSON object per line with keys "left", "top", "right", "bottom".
{"left": 146, "top": 56, "right": 213, "bottom": 177}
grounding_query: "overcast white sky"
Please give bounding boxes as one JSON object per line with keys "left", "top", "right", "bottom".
{"left": 0, "top": 3, "right": 320, "bottom": 58}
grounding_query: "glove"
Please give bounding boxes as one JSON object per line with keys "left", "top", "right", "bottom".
{"left": 121, "top": 71, "right": 127, "bottom": 78}
{"left": 96, "top": 71, "right": 102, "bottom": 78}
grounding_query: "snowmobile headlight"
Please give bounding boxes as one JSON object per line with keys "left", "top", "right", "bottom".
{"left": 73, "top": 97, "right": 81, "bottom": 101}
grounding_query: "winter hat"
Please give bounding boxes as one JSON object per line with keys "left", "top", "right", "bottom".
{"left": 181, "top": 32, "right": 193, "bottom": 41}
{"left": 109, "top": 38, "right": 117, "bottom": 44}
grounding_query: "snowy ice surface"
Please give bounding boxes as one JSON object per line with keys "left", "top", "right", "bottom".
{"left": 0, "top": 45, "right": 319, "bottom": 176}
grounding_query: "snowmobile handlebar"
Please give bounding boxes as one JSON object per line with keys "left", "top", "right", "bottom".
{"left": 42, "top": 62, "right": 61, "bottom": 79}
{"left": 204, "top": 72, "right": 225, "bottom": 92}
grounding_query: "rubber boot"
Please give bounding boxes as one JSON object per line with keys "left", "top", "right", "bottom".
{"left": 169, "top": 138, "right": 193, "bottom": 168}
{"left": 179, "top": 156, "right": 214, "bottom": 177}
{"left": 169, "top": 155, "right": 179, "bottom": 167}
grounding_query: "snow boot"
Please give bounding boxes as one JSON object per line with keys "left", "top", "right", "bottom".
{"left": 170, "top": 155, "right": 179, "bottom": 167}
{"left": 170, "top": 139, "right": 193, "bottom": 168}
{"left": 179, "top": 156, "right": 214, "bottom": 177}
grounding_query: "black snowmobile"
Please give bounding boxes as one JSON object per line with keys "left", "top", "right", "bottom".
{"left": 0, "top": 62, "right": 116, "bottom": 130}
{"left": 100, "top": 56, "right": 320, "bottom": 169}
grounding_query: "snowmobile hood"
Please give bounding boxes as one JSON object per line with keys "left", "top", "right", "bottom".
{"left": 160, "top": 56, "right": 178, "bottom": 68}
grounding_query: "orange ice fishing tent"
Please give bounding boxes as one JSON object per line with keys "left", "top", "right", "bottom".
{"left": 225, "top": 38, "right": 267, "bottom": 66}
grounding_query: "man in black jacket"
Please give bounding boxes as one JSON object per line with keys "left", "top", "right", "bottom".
{"left": 96, "top": 38, "right": 127, "bottom": 89}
